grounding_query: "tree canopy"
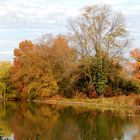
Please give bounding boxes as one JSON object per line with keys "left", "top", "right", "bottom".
{"left": 0, "top": 4, "right": 139, "bottom": 99}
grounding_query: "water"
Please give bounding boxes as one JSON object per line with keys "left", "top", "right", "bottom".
{"left": 0, "top": 101, "right": 140, "bottom": 140}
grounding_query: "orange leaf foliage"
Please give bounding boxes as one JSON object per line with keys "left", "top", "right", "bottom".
{"left": 131, "top": 48, "right": 140, "bottom": 81}
{"left": 11, "top": 40, "right": 34, "bottom": 94}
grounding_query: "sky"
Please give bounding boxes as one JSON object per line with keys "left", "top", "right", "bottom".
{"left": 0, "top": 0, "right": 140, "bottom": 61}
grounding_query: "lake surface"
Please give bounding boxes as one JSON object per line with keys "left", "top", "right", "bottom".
{"left": 0, "top": 101, "right": 140, "bottom": 140}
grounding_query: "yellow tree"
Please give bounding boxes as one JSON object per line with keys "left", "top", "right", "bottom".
{"left": 0, "top": 61, "right": 11, "bottom": 98}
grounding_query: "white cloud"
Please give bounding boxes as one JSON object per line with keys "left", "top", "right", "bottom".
{"left": 0, "top": 51, "right": 13, "bottom": 55}
{"left": 0, "top": 0, "right": 139, "bottom": 60}
{"left": 0, "top": 0, "right": 81, "bottom": 30}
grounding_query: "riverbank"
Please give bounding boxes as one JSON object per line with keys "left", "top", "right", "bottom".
{"left": 1, "top": 95, "right": 140, "bottom": 110}
{"left": 33, "top": 95, "right": 140, "bottom": 110}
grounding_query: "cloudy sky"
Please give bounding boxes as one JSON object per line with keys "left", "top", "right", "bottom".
{"left": 0, "top": 0, "right": 140, "bottom": 61}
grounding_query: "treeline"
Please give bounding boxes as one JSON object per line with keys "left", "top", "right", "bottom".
{"left": 0, "top": 5, "right": 140, "bottom": 99}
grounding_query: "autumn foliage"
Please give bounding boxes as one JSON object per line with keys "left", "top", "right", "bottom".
{"left": 131, "top": 48, "right": 140, "bottom": 81}
{"left": 0, "top": 4, "right": 140, "bottom": 99}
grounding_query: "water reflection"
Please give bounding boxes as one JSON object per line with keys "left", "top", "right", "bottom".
{"left": 0, "top": 101, "right": 140, "bottom": 140}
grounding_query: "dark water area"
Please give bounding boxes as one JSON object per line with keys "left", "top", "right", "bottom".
{"left": 0, "top": 101, "right": 140, "bottom": 140}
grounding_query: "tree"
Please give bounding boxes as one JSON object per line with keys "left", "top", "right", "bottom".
{"left": 10, "top": 40, "right": 35, "bottom": 95}
{"left": 130, "top": 48, "right": 140, "bottom": 81}
{"left": 0, "top": 61, "right": 11, "bottom": 98}
{"left": 68, "top": 5, "right": 129, "bottom": 95}
{"left": 130, "top": 48, "right": 140, "bottom": 93}
{"left": 68, "top": 5, "right": 129, "bottom": 58}
{"left": 47, "top": 36, "right": 77, "bottom": 81}
{"left": 10, "top": 40, "right": 58, "bottom": 98}
{"left": 10, "top": 36, "right": 78, "bottom": 98}
{"left": 37, "top": 35, "right": 77, "bottom": 97}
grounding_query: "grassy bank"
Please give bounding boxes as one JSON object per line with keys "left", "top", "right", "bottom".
{"left": 33, "top": 95, "right": 140, "bottom": 110}
{"left": 1, "top": 95, "right": 140, "bottom": 111}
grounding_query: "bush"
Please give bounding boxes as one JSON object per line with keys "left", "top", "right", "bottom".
{"left": 75, "top": 92, "right": 87, "bottom": 99}
{"left": 104, "top": 86, "right": 114, "bottom": 97}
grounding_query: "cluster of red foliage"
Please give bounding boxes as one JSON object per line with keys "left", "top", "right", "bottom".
{"left": 11, "top": 40, "right": 34, "bottom": 94}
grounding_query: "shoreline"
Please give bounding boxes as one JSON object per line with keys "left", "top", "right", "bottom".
{"left": 33, "top": 98, "right": 138, "bottom": 110}
{"left": 1, "top": 95, "right": 140, "bottom": 110}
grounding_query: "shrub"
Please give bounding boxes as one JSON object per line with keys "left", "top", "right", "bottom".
{"left": 75, "top": 92, "right": 87, "bottom": 99}
{"left": 104, "top": 86, "right": 114, "bottom": 97}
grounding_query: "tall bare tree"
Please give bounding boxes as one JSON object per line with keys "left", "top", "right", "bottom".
{"left": 68, "top": 5, "right": 130, "bottom": 94}
{"left": 68, "top": 5, "right": 129, "bottom": 60}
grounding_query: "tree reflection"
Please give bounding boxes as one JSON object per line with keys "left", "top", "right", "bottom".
{"left": 0, "top": 102, "right": 140, "bottom": 140}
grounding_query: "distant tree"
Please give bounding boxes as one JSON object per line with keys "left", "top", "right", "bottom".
{"left": 0, "top": 61, "right": 11, "bottom": 98}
